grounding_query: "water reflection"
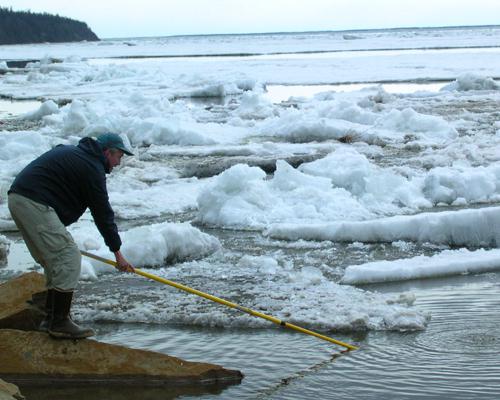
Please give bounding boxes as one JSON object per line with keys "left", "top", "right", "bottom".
{"left": 19, "top": 382, "right": 236, "bottom": 400}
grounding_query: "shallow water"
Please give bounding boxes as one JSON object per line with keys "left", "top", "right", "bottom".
{"left": 11, "top": 270, "right": 500, "bottom": 399}
{"left": 4, "top": 229, "right": 500, "bottom": 399}
{"left": 93, "top": 271, "right": 500, "bottom": 399}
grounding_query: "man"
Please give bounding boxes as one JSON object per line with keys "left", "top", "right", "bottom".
{"left": 8, "top": 133, "right": 134, "bottom": 339}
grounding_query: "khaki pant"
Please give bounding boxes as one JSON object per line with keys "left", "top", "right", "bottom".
{"left": 8, "top": 193, "right": 81, "bottom": 290}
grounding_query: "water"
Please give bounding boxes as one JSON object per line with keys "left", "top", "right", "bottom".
{"left": 325, "top": 274, "right": 500, "bottom": 400}
{"left": 5, "top": 229, "right": 500, "bottom": 399}
{"left": 21, "top": 272, "right": 500, "bottom": 400}
{"left": 89, "top": 271, "right": 500, "bottom": 400}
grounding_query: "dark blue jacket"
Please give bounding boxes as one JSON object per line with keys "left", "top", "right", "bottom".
{"left": 9, "top": 137, "right": 121, "bottom": 252}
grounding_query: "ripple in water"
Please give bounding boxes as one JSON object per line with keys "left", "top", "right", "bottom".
{"left": 280, "top": 277, "right": 500, "bottom": 400}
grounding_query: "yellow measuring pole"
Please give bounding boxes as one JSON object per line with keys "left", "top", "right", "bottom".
{"left": 81, "top": 250, "right": 358, "bottom": 351}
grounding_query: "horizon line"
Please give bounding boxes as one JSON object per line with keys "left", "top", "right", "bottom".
{"left": 102, "top": 23, "right": 500, "bottom": 41}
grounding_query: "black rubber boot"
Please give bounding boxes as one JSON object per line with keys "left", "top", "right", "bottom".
{"left": 38, "top": 289, "right": 54, "bottom": 332}
{"left": 48, "top": 290, "right": 94, "bottom": 339}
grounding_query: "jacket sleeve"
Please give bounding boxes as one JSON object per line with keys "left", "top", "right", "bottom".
{"left": 86, "top": 171, "right": 122, "bottom": 252}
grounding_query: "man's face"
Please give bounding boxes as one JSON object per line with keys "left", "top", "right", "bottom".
{"left": 104, "top": 149, "right": 124, "bottom": 171}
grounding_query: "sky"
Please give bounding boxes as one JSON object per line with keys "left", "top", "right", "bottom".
{"left": 2, "top": 0, "right": 500, "bottom": 38}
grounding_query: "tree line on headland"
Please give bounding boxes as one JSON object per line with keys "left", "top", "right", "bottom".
{"left": 0, "top": 7, "right": 99, "bottom": 45}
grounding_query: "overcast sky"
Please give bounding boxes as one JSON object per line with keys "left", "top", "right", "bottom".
{"left": 3, "top": 0, "right": 499, "bottom": 38}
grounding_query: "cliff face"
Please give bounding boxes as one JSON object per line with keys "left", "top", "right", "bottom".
{"left": 0, "top": 8, "right": 99, "bottom": 45}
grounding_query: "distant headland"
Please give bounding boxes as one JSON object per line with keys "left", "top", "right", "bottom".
{"left": 0, "top": 7, "right": 99, "bottom": 45}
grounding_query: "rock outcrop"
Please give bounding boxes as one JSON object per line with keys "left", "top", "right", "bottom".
{"left": 0, "top": 272, "right": 242, "bottom": 393}
{"left": 0, "top": 272, "right": 46, "bottom": 331}
{"left": 0, "top": 329, "right": 242, "bottom": 386}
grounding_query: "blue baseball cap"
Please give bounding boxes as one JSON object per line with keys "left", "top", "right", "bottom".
{"left": 96, "top": 133, "right": 133, "bottom": 156}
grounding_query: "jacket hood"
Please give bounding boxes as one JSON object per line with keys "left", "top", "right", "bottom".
{"left": 78, "top": 137, "right": 110, "bottom": 173}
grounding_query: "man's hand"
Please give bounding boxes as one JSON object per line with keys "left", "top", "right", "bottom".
{"left": 114, "top": 250, "right": 135, "bottom": 273}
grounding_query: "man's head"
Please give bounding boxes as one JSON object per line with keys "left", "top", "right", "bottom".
{"left": 96, "top": 133, "right": 133, "bottom": 172}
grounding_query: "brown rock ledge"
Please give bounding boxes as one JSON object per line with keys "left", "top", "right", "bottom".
{"left": 0, "top": 272, "right": 46, "bottom": 331}
{"left": 0, "top": 329, "right": 242, "bottom": 386}
{"left": 0, "top": 272, "right": 243, "bottom": 396}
